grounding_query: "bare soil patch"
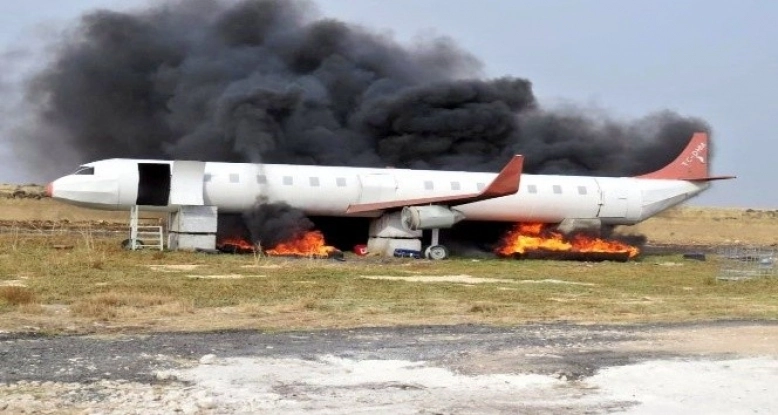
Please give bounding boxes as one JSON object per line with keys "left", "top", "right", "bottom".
{"left": 518, "top": 279, "right": 597, "bottom": 286}
{"left": 186, "top": 274, "right": 266, "bottom": 279}
{"left": 147, "top": 264, "right": 202, "bottom": 272}
{"left": 628, "top": 323, "right": 778, "bottom": 356}
{"left": 360, "top": 274, "right": 508, "bottom": 284}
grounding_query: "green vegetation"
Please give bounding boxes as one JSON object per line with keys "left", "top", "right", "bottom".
{"left": 0, "top": 232, "right": 777, "bottom": 334}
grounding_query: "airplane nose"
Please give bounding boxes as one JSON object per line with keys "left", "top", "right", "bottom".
{"left": 45, "top": 182, "right": 53, "bottom": 197}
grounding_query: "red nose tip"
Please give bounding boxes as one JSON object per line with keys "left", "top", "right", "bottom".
{"left": 45, "top": 183, "right": 53, "bottom": 198}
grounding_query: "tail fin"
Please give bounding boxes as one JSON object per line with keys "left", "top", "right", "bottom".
{"left": 638, "top": 132, "right": 734, "bottom": 181}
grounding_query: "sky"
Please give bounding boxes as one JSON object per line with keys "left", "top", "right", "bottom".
{"left": 0, "top": 0, "right": 775, "bottom": 208}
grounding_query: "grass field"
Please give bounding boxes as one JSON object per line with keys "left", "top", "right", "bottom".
{"left": 0, "top": 189, "right": 777, "bottom": 334}
{"left": 1, "top": 232, "right": 777, "bottom": 334}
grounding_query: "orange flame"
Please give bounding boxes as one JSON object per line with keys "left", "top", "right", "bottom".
{"left": 496, "top": 223, "right": 639, "bottom": 258}
{"left": 266, "top": 230, "right": 338, "bottom": 258}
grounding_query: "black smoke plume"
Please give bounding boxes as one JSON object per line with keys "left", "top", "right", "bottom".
{"left": 242, "top": 200, "right": 314, "bottom": 248}
{"left": 18, "top": 0, "right": 710, "bottom": 176}
{"left": 15, "top": 0, "right": 710, "bottom": 249}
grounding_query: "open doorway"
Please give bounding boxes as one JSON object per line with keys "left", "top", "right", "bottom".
{"left": 137, "top": 163, "right": 171, "bottom": 206}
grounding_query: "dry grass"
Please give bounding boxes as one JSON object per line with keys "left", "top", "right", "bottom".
{"left": 70, "top": 292, "right": 176, "bottom": 319}
{"left": 628, "top": 206, "right": 778, "bottom": 246}
{"left": 0, "top": 231, "right": 776, "bottom": 334}
{"left": 0, "top": 286, "right": 37, "bottom": 306}
{"left": 1, "top": 199, "right": 778, "bottom": 334}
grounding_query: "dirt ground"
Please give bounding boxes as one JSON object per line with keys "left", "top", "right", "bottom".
{"left": 1, "top": 322, "right": 776, "bottom": 414}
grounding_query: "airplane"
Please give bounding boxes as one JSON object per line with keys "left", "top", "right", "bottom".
{"left": 46, "top": 132, "right": 733, "bottom": 259}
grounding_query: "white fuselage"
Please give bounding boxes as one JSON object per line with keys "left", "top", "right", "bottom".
{"left": 50, "top": 158, "right": 709, "bottom": 226}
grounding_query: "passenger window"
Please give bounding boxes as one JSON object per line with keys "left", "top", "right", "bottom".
{"left": 578, "top": 186, "right": 587, "bottom": 195}
{"left": 553, "top": 185, "right": 562, "bottom": 194}
{"left": 310, "top": 177, "right": 320, "bottom": 187}
{"left": 451, "top": 181, "right": 461, "bottom": 191}
{"left": 229, "top": 174, "right": 240, "bottom": 184}
{"left": 336, "top": 177, "right": 347, "bottom": 187}
{"left": 527, "top": 185, "right": 537, "bottom": 194}
{"left": 424, "top": 181, "right": 434, "bottom": 190}
{"left": 283, "top": 176, "right": 293, "bottom": 186}
{"left": 257, "top": 175, "right": 267, "bottom": 185}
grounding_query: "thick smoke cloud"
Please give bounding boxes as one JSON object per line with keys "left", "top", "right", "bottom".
{"left": 16, "top": 0, "right": 710, "bottom": 248}
{"left": 19, "top": 0, "right": 709, "bottom": 178}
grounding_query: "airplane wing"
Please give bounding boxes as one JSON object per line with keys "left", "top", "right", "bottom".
{"left": 345, "top": 155, "right": 524, "bottom": 214}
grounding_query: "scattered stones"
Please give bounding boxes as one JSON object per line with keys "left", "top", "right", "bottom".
{"left": 0, "top": 380, "right": 219, "bottom": 415}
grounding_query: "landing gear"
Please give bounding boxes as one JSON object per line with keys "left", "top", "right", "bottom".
{"left": 366, "top": 212, "right": 452, "bottom": 260}
{"left": 425, "top": 228, "right": 449, "bottom": 260}
{"left": 424, "top": 245, "right": 449, "bottom": 260}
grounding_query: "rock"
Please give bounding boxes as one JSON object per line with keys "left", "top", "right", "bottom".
{"left": 154, "top": 371, "right": 177, "bottom": 381}
{"left": 199, "top": 354, "right": 217, "bottom": 364}
{"left": 197, "top": 396, "right": 217, "bottom": 409}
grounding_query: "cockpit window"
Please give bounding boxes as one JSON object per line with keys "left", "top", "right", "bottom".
{"left": 74, "top": 166, "right": 95, "bottom": 175}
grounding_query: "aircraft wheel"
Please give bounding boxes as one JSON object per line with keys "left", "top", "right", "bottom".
{"left": 425, "top": 245, "right": 449, "bottom": 260}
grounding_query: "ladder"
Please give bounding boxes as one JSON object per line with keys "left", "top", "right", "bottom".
{"left": 128, "top": 206, "right": 164, "bottom": 251}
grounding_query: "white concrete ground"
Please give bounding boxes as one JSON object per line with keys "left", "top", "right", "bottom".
{"left": 171, "top": 355, "right": 778, "bottom": 414}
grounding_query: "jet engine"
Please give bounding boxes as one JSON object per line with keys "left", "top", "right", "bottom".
{"left": 401, "top": 205, "right": 466, "bottom": 231}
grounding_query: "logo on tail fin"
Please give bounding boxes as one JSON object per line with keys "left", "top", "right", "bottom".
{"left": 681, "top": 142, "right": 706, "bottom": 166}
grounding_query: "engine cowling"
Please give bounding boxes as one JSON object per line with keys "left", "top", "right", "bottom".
{"left": 401, "top": 205, "right": 466, "bottom": 231}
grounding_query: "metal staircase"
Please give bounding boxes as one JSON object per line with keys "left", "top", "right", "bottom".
{"left": 128, "top": 205, "right": 164, "bottom": 251}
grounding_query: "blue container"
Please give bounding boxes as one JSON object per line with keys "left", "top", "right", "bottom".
{"left": 393, "top": 248, "right": 422, "bottom": 259}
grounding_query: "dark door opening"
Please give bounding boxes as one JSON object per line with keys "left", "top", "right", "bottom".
{"left": 137, "top": 163, "right": 171, "bottom": 206}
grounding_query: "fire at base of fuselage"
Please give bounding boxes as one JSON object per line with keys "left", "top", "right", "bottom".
{"left": 495, "top": 223, "right": 641, "bottom": 260}
{"left": 215, "top": 212, "right": 643, "bottom": 261}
